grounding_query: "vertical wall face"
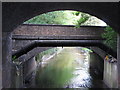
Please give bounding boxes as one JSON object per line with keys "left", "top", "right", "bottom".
{"left": 89, "top": 52, "right": 104, "bottom": 79}
{"left": 117, "top": 34, "right": 120, "bottom": 88}
{"left": 23, "top": 57, "right": 37, "bottom": 82}
{"left": 89, "top": 47, "right": 118, "bottom": 88}
{"left": 103, "top": 34, "right": 119, "bottom": 88}
{"left": 2, "top": 32, "right": 12, "bottom": 88}
{"left": 104, "top": 60, "right": 118, "bottom": 88}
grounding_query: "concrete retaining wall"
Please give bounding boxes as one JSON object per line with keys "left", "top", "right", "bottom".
{"left": 89, "top": 47, "right": 106, "bottom": 59}
{"left": 89, "top": 52, "right": 104, "bottom": 79}
{"left": 23, "top": 57, "right": 37, "bottom": 80}
{"left": 117, "top": 34, "right": 120, "bottom": 88}
{"left": 2, "top": 32, "right": 12, "bottom": 88}
{"left": 89, "top": 47, "right": 118, "bottom": 88}
{"left": 104, "top": 60, "right": 118, "bottom": 88}
{"left": 10, "top": 57, "right": 37, "bottom": 88}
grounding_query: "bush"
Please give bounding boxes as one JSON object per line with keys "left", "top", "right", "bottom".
{"left": 102, "top": 26, "right": 117, "bottom": 51}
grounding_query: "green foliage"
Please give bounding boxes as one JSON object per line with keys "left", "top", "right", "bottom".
{"left": 75, "top": 13, "right": 90, "bottom": 28}
{"left": 81, "top": 48, "right": 93, "bottom": 53}
{"left": 72, "top": 11, "right": 80, "bottom": 16}
{"left": 102, "top": 26, "right": 117, "bottom": 51}
{"left": 12, "top": 55, "right": 17, "bottom": 61}
{"left": 24, "top": 10, "right": 80, "bottom": 25}
{"left": 24, "top": 10, "right": 106, "bottom": 27}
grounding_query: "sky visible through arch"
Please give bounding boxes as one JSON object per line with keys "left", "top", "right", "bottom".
{"left": 24, "top": 10, "right": 107, "bottom": 26}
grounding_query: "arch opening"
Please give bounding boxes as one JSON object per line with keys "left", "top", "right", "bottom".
{"left": 2, "top": 2, "right": 119, "bottom": 88}
{"left": 23, "top": 10, "right": 107, "bottom": 26}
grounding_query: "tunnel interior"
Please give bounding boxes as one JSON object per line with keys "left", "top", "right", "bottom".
{"left": 2, "top": 2, "right": 119, "bottom": 88}
{"left": 10, "top": 10, "right": 114, "bottom": 88}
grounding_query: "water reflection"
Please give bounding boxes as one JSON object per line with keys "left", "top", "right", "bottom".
{"left": 65, "top": 47, "right": 92, "bottom": 88}
{"left": 32, "top": 47, "right": 107, "bottom": 88}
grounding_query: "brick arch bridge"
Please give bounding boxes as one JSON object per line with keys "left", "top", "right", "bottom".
{"left": 12, "top": 24, "right": 116, "bottom": 59}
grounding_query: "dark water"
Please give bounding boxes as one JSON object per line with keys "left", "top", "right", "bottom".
{"left": 27, "top": 47, "right": 108, "bottom": 88}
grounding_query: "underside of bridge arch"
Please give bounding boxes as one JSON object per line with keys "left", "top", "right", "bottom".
{"left": 2, "top": 2, "right": 120, "bottom": 88}
{"left": 2, "top": 2, "right": 119, "bottom": 33}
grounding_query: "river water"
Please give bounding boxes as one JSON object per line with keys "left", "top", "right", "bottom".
{"left": 30, "top": 47, "right": 108, "bottom": 88}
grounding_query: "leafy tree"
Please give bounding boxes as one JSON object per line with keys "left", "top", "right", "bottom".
{"left": 74, "top": 13, "right": 90, "bottom": 28}
{"left": 24, "top": 10, "right": 105, "bottom": 27}
{"left": 102, "top": 26, "right": 117, "bottom": 51}
{"left": 24, "top": 10, "right": 80, "bottom": 25}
